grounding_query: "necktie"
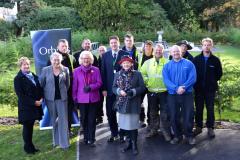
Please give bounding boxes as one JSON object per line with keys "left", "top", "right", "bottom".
{"left": 113, "top": 52, "right": 117, "bottom": 61}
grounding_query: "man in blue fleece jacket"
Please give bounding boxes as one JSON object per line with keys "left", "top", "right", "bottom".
{"left": 162, "top": 45, "right": 196, "bottom": 145}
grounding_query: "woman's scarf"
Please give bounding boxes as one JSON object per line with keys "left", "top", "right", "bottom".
{"left": 115, "top": 68, "right": 133, "bottom": 113}
{"left": 80, "top": 65, "right": 92, "bottom": 85}
{"left": 22, "top": 71, "right": 36, "bottom": 86}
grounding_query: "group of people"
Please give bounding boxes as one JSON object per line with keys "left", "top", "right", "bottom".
{"left": 14, "top": 33, "right": 222, "bottom": 156}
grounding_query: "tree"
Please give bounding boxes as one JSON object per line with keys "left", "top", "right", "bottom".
{"left": 156, "top": 0, "right": 200, "bottom": 32}
{"left": 72, "top": 0, "right": 128, "bottom": 30}
{"left": 14, "top": 0, "right": 46, "bottom": 36}
{"left": 0, "top": 0, "right": 16, "bottom": 8}
{"left": 201, "top": 0, "right": 240, "bottom": 31}
{"left": 72, "top": 0, "right": 175, "bottom": 32}
{"left": 42, "top": 0, "right": 73, "bottom": 7}
{"left": 27, "top": 6, "right": 82, "bottom": 32}
{"left": 124, "top": 0, "right": 174, "bottom": 32}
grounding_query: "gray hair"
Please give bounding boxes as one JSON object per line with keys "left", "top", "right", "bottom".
{"left": 50, "top": 52, "right": 63, "bottom": 62}
{"left": 155, "top": 43, "right": 164, "bottom": 50}
{"left": 98, "top": 45, "right": 107, "bottom": 52}
{"left": 170, "top": 45, "right": 181, "bottom": 53}
{"left": 18, "top": 57, "right": 30, "bottom": 68}
{"left": 79, "top": 51, "right": 94, "bottom": 65}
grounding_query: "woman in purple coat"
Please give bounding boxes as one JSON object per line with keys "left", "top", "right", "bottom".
{"left": 72, "top": 51, "right": 102, "bottom": 146}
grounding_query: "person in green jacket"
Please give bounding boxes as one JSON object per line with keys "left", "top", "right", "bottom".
{"left": 140, "top": 43, "right": 171, "bottom": 141}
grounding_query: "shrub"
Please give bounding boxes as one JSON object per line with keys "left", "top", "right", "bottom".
{"left": 0, "top": 70, "right": 17, "bottom": 108}
{"left": 26, "top": 6, "right": 82, "bottom": 33}
{"left": 215, "top": 59, "right": 240, "bottom": 116}
{"left": 0, "top": 20, "right": 15, "bottom": 41}
{"left": 227, "top": 28, "right": 240, "bottom": 46}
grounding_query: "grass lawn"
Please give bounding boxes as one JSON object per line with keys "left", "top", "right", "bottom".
{"left": 0, "top": 124, "right": 78, "bottom": 160}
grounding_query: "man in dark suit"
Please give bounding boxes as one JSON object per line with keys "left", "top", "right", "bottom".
{"left": 101, "top": 36, "right": 129, "bottom": 142}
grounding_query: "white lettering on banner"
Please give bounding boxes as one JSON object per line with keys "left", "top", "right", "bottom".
{"left": 39, "top": 46, "right": 56, "bottom": 55}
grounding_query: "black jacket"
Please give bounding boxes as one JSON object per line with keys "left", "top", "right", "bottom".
{"left": 193, "top": 52, "right": 223, "bottom": 92}
{"left": 122, "top": 45, "right": 138, "bottom": 70}
{"left": 14, "top": 71, "right": 43, "bottom": 124}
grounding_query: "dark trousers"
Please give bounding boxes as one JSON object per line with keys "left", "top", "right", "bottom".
{"left": 79, "top": 103, "right": 97, "bottom": 142}
{"left": 195, "top": 91, "right": 216, "bottom": 129}
{"left": 22, "top": 120, "right": 35, "bottom": 152}
{"left": 67, "top": 97, "right": 74, "bottom": 131}
{"left": 168, "top": 93, "right": 194, "bottom": 138}
{"left": 121, "top": 129, "right": 138, "bottom": 142}
{"left": 96, "top": 93, "right": 104, "bottom": 121}
{"left": 147, "top": 92, "right": 170, "bottom": 133}
{"left": 106, "top": 95, "right": 118, "bottom": 137}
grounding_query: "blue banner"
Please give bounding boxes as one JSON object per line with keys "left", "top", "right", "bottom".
{"left": 30, "top": 29, "right": 79, "bottom": 130}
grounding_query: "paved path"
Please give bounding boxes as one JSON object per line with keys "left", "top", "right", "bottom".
{"left": 76, "top": 124, "right": 240, "bottom": 160}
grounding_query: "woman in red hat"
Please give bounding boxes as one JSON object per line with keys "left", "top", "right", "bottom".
{"left": 112, "top": 55, "right": 145, "bottom": 155}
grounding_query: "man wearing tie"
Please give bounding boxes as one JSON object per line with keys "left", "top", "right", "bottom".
{"left": 101, "top": 36, "right": 129, "bottom": 142}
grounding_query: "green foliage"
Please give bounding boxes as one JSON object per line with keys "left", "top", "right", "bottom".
{"left": 0, "top": 69, "right": 17, "bottom": 108}
{"left": 124, "top": 0, "right": 175, "bottom": 32}
{"left": 157, "top": 0, "right": 200, "bottom": 32}
{"left": 0, "top": 37, "right": 32, "bottom": 60}
{"left": 72, "top": 0, "right": 128, "bottom": 30}
{"left": 0, "top": 40, "right": 19, "bottom": 71}
{"left": 0, "top": 37, "right": 32, "bottom": 107}
{"left": 72, "top": 0, "right": 175, "bottom": 32}
{"left": 215, "top": 59, "right": 240, "bottom": 115}
{"left": 27, "top": 6, "right": 82, "bottom": 32}
{"left": 0, "top": 20, "right": 16, "bottom": 40}
{"left": 0, "top": 0, "right": 16, "bottom": 8}
{"left": 14, "top": 0, "right": 46, "bottom": 35}
{"left": 227, "top": 28, "right": 240, "bottom": 46}
{"left": 42, "top": 0, "right": 73, "bottom": 7}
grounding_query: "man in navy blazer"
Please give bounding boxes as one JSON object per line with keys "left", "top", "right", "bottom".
{"left": 101, "top": 36, "right": 129, "bottom": 142}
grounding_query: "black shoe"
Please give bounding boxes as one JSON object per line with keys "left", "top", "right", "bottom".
{"left": 193, "top": 127, "right": 202, "bottom": 137}
{"left": 30, "top": 144, "right": 40, "bottom": 153}
{"left": 121, "top": 140, "right": 132, "bottom": 153}
{"left": 96, "top": 118, "right": 103, "bottom": 125}
{"left": 24, "top": 145, "right": 35, "bottom": 154}
{"left": 120, "top": 136, "right": 125, "bottom": 143}
{"left": 82, "top": 139, "right": 88, "bottom": 145}
{"left": 107, "top": 136, "right": 118, "bottom": 143}
{"left": 88, "top": 141, "right": 96, "bottom": 147}
{"left": 25, "top": 150, "right": 35, "bottom": 154}
{"left": 33, "top": 148, "right": 40, "bottom": 152}
{"left": 132, "top": 141, "right": 138, "bottom": 155}
{"left": 140, "top": 121, "right": 146, "bottom": 128}
{"left": 170, "top": 137, "right": 180, "bottom": 144}
{"left": 208, "top": 128, "right": 215, "bottom": 139}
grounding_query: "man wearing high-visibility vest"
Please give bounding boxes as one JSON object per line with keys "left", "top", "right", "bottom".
{"left": 140, "top": 44, "right": 171, "bottom": 141}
